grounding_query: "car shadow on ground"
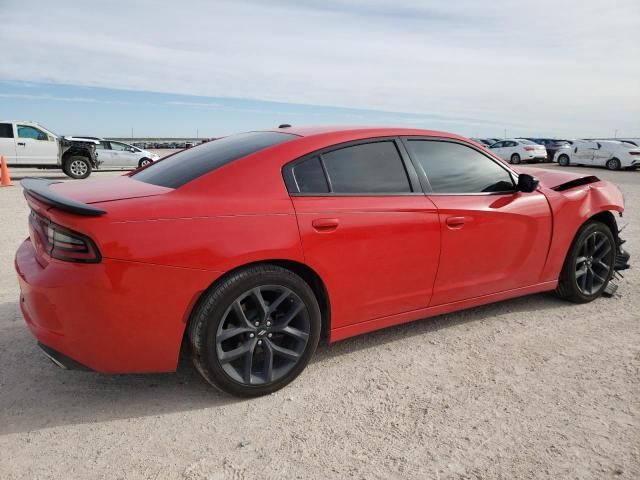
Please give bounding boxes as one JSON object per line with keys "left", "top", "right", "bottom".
{"left": 0, "top": 292, "right": 573, "bottom": 435}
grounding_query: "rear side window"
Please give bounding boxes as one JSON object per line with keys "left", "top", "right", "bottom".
{"left": 0, "top": 123, "right": 13, "bottom": 138}
{"left": 322, "top": 141, "right": 411, "bottom": 194}
{"left": 406, "top": 140, "right": 515, "bottom": 194}
{"left": 133, "top": 131, "right": 298, "bottom": 188}
{"left": 292, "top": 156, "right": 329, "bottom": 193}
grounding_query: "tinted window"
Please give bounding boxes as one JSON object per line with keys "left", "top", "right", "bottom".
{"left": 490, "top": 142, "right": 504, "bottom": 148}
{"left": 133, "top": 131, "right": 297, "bottom": 188}
{"left": 406, "top": 140, "right": 515, "bottom": 194}
{"left": 321, "top": 141, "right": 411, "bottom": 193}
{"left": 0, "top": 123, "right": 13, "bottom": 138}
{"left": 293, "top": 156, "right": 329, "bottom": 193}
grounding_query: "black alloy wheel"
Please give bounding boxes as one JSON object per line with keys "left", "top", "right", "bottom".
{"left": 215, "top": 285, "right": 311, "bottom": 385}
{"left": 189, "top": 264, "right": 321, "bottom": 397}
{"left": 574, "top": 231, "right": 613, "bottom": 296}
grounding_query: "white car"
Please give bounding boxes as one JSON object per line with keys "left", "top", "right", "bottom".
{"left": 94, "top": 139, "right": 159, "bottom": 169}
{"left": 554, "top": 140, "right": 640, "bottom": 170}
{"left": 0, "top": 120, "right": 100, "bottom": 178}
{"left": 489, "top": 138, "right": 547, "bottom": 164}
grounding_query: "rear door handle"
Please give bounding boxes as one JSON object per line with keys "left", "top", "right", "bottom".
{"left": 312, "top": 218, "right": 339, "bottom": 232}
{"left": 17, "top": 142, "right": 25, "bottom": 147}
{"left": 446, "top": 216, "right": 466, "bottom": 229}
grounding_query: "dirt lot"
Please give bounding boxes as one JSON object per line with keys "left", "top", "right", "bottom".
{"left": 0, "top": 165, "right": 638, "bottom": 479}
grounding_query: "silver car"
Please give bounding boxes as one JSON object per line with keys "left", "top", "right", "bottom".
{"left": 95, "top": 140, "right": 160, "bottom": 169}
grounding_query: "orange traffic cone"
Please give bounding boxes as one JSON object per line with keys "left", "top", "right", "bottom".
{"left": 0, "top": 156, "right": 12, "bottom": 187}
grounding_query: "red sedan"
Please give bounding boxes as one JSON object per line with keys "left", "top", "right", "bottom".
{"left": 15, "top": 126, "right": 630, "bottom": 396}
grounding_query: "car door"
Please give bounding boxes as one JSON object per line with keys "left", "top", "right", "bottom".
{"left": 285, "top": 138, "right": 441, "bottom": 330}
{"left": 16, "top": 124, "right": 58, "bottom": 164}
{"left": 489, "top": 141, "right": 507, "bottom": 160}
{"left": 591, "top": 142, "right": 612, "bottom": 167}
{"left": 402, "top": 138, "right": 552, "bottom": 305}
{"left": 95, "top": 141, "right": 116, "bottom": 167}
{"left": 110, "top": 141, "right": 139, "bottom": 167}
{"left": 0, "top": 123, "right": 17, "bottom": 164}
{"left": 572, "top": 141, "right": 597, "bottom": 165}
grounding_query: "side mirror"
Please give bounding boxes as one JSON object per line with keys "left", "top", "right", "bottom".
{"left": 517, "top": 173, "right": 539, "bottom": 193}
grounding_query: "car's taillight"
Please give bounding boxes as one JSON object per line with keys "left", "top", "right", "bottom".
{"left": 524, "top": 146, "right": 536, "bottom": 151}
{"left": 629, "top": 151, "right": 640, "bottom": 156}
{"left": 29, "top": 211, "right": 101, "bottom": 263}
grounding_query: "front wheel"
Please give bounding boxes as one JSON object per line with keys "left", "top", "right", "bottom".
{"left": 556, "top": 221, "right": 615, "bottom": 303}
{"left": 138, "top": 158, "right": 153, "bottom": 168}
{"left": 606, "top": 158, "right": 621, "bottom": 170}
{"left": 63, "top": 156, "right": 92, "bottom": 179}
{"left": 189, "top": 265, "right": 321, "bottom": 397}
{"left": 510, "top": 153, "right": 521, "bottom": 164}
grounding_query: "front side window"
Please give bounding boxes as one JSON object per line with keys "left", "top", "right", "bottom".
{"left": 110, "top": 142, "right": 130, "bottom": 152}
{"left": 17, "top": 125, "right": 48, "bottom": 140}
{"left": 95, "top": 141, "right": 108, "bottom": 150}
{"left": 406, "top": 140, "right": 515, "bottom": 194}
{"left": 321, "top": 141, "right": 411, "bottom": 194}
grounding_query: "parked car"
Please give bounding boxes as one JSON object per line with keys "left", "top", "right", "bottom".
{"left": 526, "top": 138, "right": 571, "bottom": 162}
{"left": 0, "top": 120, "right": 100, "bottom": 179}
{"left": 554, "top": 140, "right": 640, "bottom": 170}
{"left": 470, "top": 138, "right": 492, "bottom": 147}
{"left": 15, "top": 126, "right": 630, "bottom": 397}
{"left": 96, "top": 140, "right": 160, "bottom": 169}
{"left": 489, "top": 138, "right": 547, "bottom": 164}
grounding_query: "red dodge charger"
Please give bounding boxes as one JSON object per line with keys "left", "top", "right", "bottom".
{"left": 15, "top": 126, "right": 630, "bottom": 396}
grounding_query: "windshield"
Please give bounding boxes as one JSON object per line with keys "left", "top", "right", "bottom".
{"left": 132, "top": 131, "right": 298, "bottom": 188}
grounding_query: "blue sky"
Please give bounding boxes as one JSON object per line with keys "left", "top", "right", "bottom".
{"left": 1, "top": 0, "right": 639, "bottom": 139}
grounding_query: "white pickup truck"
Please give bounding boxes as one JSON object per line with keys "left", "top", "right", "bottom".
{"left": 0, "top": 121, "right": 101, "bottom": 179}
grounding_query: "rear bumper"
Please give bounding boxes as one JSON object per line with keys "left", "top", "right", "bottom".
{"left": 15, "top": 238, "right": 220, "bottom": 373}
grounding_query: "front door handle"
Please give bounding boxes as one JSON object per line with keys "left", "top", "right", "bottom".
{"left": 312, "top": 218, "right": 339, "bottom": 232}
{"left": 17, "top": 142, "right": 25, "bottom": 147}
{"left": 446, "top": 216, "right": 466, "bottom": 229}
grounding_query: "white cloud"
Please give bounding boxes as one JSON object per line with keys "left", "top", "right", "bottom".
{"left": 0, "top": 0, "right": 638, "bottom": 136}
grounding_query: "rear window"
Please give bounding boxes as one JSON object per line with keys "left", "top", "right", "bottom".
{"left": 132, "top": 131, "right": 298, "bottom": 188}
{"left": 0, "top": 123, "right": 13, "bottom": 138}
{"left": 516, "top": 139, "right": 537, "bottom": 145}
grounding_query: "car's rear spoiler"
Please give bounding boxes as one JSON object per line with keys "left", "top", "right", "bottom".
{"left": 21, "top": 178, "right": 107, "bottom": 216}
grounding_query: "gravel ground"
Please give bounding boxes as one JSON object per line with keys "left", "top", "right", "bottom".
{"left": 0, "top": 164, "right": 638, "bottom": 479}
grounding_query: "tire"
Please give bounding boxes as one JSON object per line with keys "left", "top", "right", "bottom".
{"left": 189, "top": 264, "right": 321, "bottom": 397}
{"left": 556, "top": 221, "right": 615, "bottom": 303}
{"left": 138, "top": 158, "right": 152, "bottom": 168}
{"left": 606, "top": 158, "right": 621, "bottom": 171}
{"left": 510, "top": 153, "right": 521, "bottom": 164}
{"left": 558, "top": 154, "right": 570, "bottom": 166}
{"left": 63, "top": 156, "right": 92, "bottom": 179}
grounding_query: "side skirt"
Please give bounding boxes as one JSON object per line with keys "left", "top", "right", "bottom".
{"left": 329, "top": 280, "right": 558, "bottom": 342}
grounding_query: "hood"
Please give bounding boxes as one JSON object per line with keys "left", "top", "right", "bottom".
{"left": 63, "top": 136, "right": 100, "bottom": 144}
{"left": 514, "top": 167, "right": 600, "bottom": 191}
{"left": 50, "top": 175, "right": 172, "bottom": 204}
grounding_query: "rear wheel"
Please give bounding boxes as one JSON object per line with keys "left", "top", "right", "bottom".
{"left": 606, "top": 158, "right": 621, "bottom": 170}
{"left": 63, "top": 156, "right": 92, "bottom": 179}
{"left": 556, "top": 221, "right": 615, "bottom": 303}
{"left": 189, "top": 265, "right": 321, "bottom": 397}
{"left": 138, "top": 158, "right": 152, "bottom": 168}
{"left": 510, "top": 153, "right": 521, "bottom": 164}
{"left": 558, "top": 154, "right": 570, "bottom": 166}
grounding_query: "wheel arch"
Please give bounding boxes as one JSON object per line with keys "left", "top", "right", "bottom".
{"left": 183, "top": 259, "right": 332, "bottom": 349}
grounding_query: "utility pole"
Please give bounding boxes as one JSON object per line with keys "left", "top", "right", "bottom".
{"left": 131, "top": 127, "right": 133, "bottom": 141}
{"left": 614, "top": 129, "right": 618, "bottom": 139}
{"left": 196, "top": 128, "right": 199, "bottom": 141}
{"left": 504, "top": 128, "right": 507, "bottom": 139}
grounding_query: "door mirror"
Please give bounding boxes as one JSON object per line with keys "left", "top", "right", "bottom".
{"left": 517, "top": 173, "right": 539, "bottom": 193}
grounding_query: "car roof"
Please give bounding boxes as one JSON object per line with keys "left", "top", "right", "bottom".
{"left": 262, "top": 125, "right": 468, "bottom": 141}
